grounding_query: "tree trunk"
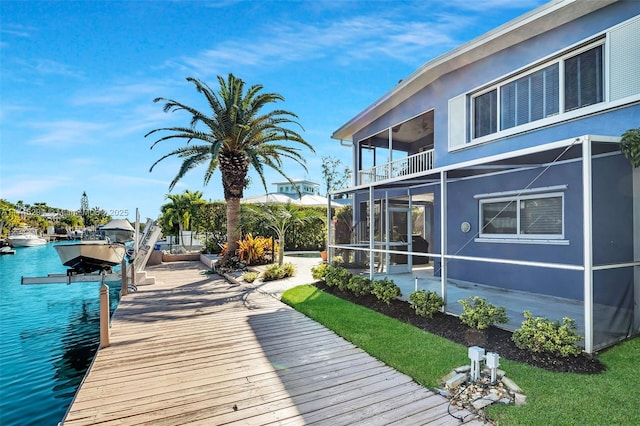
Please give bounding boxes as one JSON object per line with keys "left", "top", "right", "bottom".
{"left": 278, "top": 235, "right": 285, "bottom": 266}
{"left": 225, "top": 197, "right": 241, "bottom": 260}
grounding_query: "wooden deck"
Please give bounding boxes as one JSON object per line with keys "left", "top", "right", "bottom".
{"left": 63, "top": 261, "right": 482, "bottom": 425}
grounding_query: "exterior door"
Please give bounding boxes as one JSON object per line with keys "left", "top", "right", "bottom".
{"left": 387, "top": 206, "right": 412, "bottom": 274}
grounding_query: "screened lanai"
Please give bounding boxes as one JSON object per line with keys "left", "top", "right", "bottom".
{"left": 328, "top": 135, "right": 640, "bottom": 353}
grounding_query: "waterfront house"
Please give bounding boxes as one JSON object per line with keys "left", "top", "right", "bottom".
{"left": 329, "top": 0, "right": 640, "bottom": 353}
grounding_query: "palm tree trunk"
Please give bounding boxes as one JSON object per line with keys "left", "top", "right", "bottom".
{"left": 225, "top": 197, "right": 241, "bottom": 260}
{"left": 278, "top": 235, "right": 285, "bottom": 266}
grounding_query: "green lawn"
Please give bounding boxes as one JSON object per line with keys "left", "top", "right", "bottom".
{"left": 282, "top": 285, "right": 640, "bottom": 426}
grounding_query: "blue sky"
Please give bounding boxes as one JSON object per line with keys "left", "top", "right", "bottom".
{"left": 0, "top": 0, "right": 546, "bottom": 221}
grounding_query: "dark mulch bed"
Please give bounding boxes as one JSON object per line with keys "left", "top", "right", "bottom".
{"left": 315, "top": 282, "right": 606, "bottom": 374}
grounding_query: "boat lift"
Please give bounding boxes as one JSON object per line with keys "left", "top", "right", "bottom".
{"left": 20, "top": 217, "right": 162, "bottom": 287}
{"left": 20, "top": 216, "right": 162, "bottom": 349}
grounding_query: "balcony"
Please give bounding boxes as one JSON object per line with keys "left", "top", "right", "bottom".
{"left": 359, "top": 149, "right": 434, "bottom": 185}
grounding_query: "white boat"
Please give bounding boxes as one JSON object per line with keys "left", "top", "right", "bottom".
{"left": 7, "top": 228, "right": 47, "bottom": 247}
{"left": 100, "top": 219, "right": 135, "bottom": 243}
{"left": 54, "top": 241, "right": 126, "bottom": 273}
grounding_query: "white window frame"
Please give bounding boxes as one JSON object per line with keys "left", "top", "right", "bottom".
{"left": 470, "top": 40, "right": 605, "bottom": 142}
{"left": 477, "top": 191, "right": 565, "bottom": 242}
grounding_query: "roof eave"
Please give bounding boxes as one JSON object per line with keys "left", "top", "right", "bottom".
{"left": 331, "top": 0, "right": 617, "bottom": 142}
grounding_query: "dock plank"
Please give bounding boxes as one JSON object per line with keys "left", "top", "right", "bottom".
{"left": 63, "top": 261, "right": 482, "bottom": 425}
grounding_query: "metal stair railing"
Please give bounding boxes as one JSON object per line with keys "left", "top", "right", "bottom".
{"left": 133, "top": 220, "right": 162, "bottom": 273}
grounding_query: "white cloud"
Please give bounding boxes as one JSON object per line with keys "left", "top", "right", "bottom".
{"left": 0, "top": 175, "right": 71, "bottom": 199}
{"left": 27, "top": 120, "right": 109, "bottom": 147}
{"left": 445, "top": 0, "right": 545, "bottom": 12}
{"left": 166, "top": 12, "right": 463, "bottom": 76}
{"left": 15, "top": 58, "right": 84, "bottom": 79}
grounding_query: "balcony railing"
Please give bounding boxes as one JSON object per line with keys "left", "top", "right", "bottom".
{"left": 359, "top": 149, "right": 434, "bottom": 185}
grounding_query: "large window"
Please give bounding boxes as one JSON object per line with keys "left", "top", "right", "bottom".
{"left": 500, "top": 63, "right": 559, "bottom": 130}
{"left": 479, "top": 192, "right": 564, "bottom": 239}
{"left": 472, "top": 43, "right": 604, "bottom": 139}
{"left": 564, "top": 45, "right": 603, "bottom": 111}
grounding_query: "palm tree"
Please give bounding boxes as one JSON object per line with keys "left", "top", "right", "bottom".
{"left": 241, "top": 202, "right": 324, "bottom": 266}
{"left": 160, "top": 190, "right": 204, "bottom": 249}
{"left": 146, "top": 74, "right": 314, "bottom": 264}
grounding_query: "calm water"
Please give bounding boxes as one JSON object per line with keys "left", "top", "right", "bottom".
{"left": 0, "top": 243, "right": 120, "bottom": 425}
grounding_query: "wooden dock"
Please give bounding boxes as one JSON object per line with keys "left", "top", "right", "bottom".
{"left": 63, "top": 261, "right": 481, "bottom": 425}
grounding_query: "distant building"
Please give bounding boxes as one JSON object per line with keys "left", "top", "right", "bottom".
{"left": 273, "top": 179, "right": 320, "bottom": 197}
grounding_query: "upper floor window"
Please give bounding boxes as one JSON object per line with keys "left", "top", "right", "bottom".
{"left": 564, "top": 45, "right": 603, "bottom": 111}
{"left": 472, "top": 43, "right": 604, "bottom": 139}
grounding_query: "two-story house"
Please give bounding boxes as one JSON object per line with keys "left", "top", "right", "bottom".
{"left": 329, "top": 0, "right": 639, "bottom": 353}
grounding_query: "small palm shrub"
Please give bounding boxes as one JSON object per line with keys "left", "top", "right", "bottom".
{"left": 408, "top": 289, "right": 444, "bottom": 319}
{"left": 347, "top": 275, "right": 372, "bottom": 296}
{"left": 459, "top": 296, "right": 508, "bottom": 330}
{"left": 371, "top": 278, "right": 402, "bottom": 304}
{"left": 242, "top": 271, "right": 259, "bottom": 283}
{"left": 512, "top": 311, "right": 583, "bottom": 357}
{"left": 325, "top": 265, "right": 352, "bottom": 289}
{"left": 262, "top": 262, "right": 295, "bottom": 281}
{"left": 311, "top": 263, "right": 329, "bottom": 281}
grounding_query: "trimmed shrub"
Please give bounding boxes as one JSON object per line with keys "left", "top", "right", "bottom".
{"left": 242, "top": 271, "right": 259, "bottom": 283}
{"left": 459, "top": 296, "right": 508, "bottom": 330}
{"left": 262, "top": 262, "right": 295, "bottom": 281}
{"left": 325, "top": 265, "right": 352, "bottom": 289}
{"left": 311, "top": 263, "right": 329, "bottom": 281}
{"left": 371, "top": 278, "right": 402, "bottom": 304}
{"left": 408, "top": 289, "right": 444, "bottom": 319}
{"left": 347, "top": 275, "right": 372, "bottom": 296}
{"left": 512, "top": 311, "right": 583, "bottom": 357}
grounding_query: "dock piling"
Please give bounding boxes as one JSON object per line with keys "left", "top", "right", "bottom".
{"left": 99, "top": 283, "right": 110, "bottom": 348}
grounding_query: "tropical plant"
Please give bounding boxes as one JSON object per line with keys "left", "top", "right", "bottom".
{"left": 262, "top": 262, "right": 295, "bottom": 281}
{"left": 159, "top": 190, "right": 205, "bottom": 249}
{"left": 620, "top": 127, "right": 640, "bottom": 167}
{"left": 512, "top": 311, "right": 583, "bottom": 357}
{"left": 146, "top": 74, "right": 314, "bottom": 266}
{"left": 324, "top": 264, "right": 352, "bottom": 288}
{"left": 371, "top": 278, "right": 402, "bottom": 304}
{"left": 0, "top": 200, "right": 21, "bottom": 236}
{"left": 240, "top": 202, "right": 324, "bottom": 265}
{"left": 242, "top": 271, "right": 259, "bottom": 283}
{"left": 311, "top": 262, "right": 329, "bottom": 281}
{"left": 347, "top": 275, "right": 372, "bottom": 296}
{"left": 458, "top": 296, "right": 508, "bottom": 330}
{"left": 236, "top": 234, "right": 274, "bottom": 265}
{"left": 408, "top": 289, "right": 444, "bottom": 319}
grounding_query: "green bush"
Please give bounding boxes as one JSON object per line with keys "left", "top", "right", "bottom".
{"left": 371, "top": 278, "right": 402, "bottom": 304}
{"left": 325, "top": 265, "right": 352, "bottom": 289}
{"left": 311, "top": 263, "right": 329, "bottom": 281}
{"left": 620, "top": 127, "right": 640, "bottom": 168}
{"left": 242, "top": 271, "right": 259, "bottom": 283}
{"left": 262, "top": 262, "right": 296, "bottom": 281}
{"left": 458, "top": 296, "right": 508, "bottom": 330}
{"left": 331, "top": 255, "right": 344, "bottom": 266}
{"left": 347, "top": 275, "right": 372, "bottom": 296}
{"left": 512, "top": 311, "right": 583, "bottom": 357}
{"left": 408, "top": 289, "right": 444, "bottom": 319}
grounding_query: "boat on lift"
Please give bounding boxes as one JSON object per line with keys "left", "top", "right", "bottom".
{"left": 100, "top": 219, "right": 135, "bottom": 243}
{"left": 54, "top": 240, "right": 126, "bottom": 274}
{"left": 7, "top": 228, "right": 47, "bottom": 247}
